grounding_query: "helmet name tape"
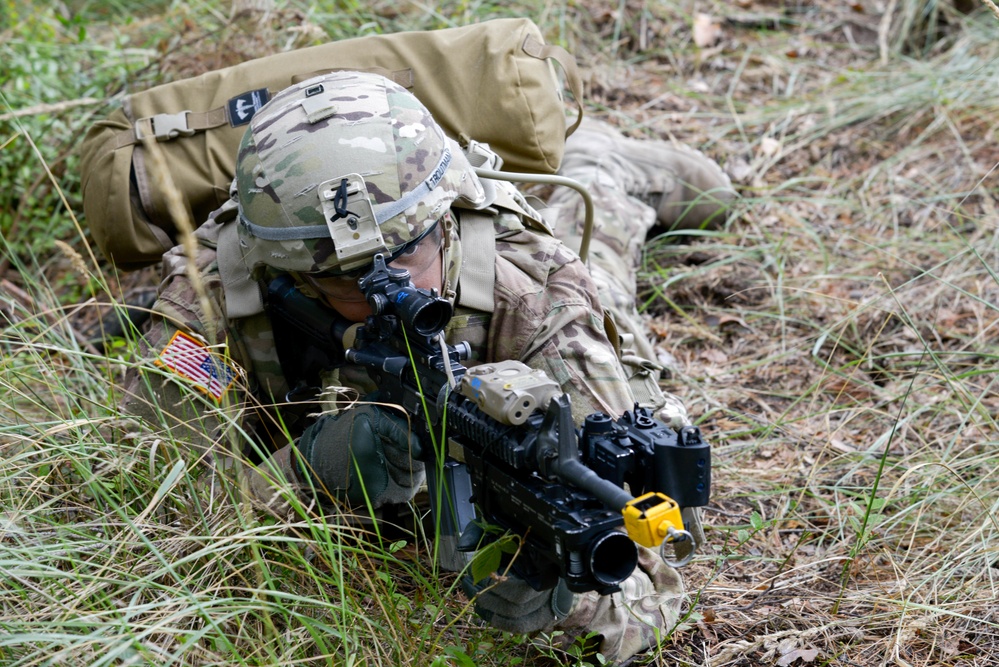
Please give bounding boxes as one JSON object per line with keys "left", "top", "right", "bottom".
{"left": 372, "top": 145, "right": 451, "bottom": 225}
{"left": 427, "top": 146, "right": 451, "bottom": 190}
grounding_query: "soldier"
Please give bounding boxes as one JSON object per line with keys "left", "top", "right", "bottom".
{"left": 120, "top": 71, "right": 734, "bottom": 664}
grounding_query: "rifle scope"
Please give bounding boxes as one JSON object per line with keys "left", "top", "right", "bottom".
{"left": 359, "top": 254, "right": 452, "bottom": 337}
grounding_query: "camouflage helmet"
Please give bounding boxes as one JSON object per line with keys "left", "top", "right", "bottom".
{"left": 235, "top": 71, "right": 485, "bottom": 274}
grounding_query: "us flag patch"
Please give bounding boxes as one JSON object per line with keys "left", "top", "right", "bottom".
{"left": 155, "top": 331, "right": 237, "bottom": 402}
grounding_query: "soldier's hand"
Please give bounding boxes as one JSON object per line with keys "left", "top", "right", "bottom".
{"left": 296, "top": 404, "right": 424, "bottom": 507}
{"left": 462, "top": 572, "right": 575, "bottom": 635}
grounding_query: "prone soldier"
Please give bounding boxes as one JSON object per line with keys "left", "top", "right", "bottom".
{"left": 120, "top": 71, "right": 735, "bottom": 663}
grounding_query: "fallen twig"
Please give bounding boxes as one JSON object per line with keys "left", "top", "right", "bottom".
{"left": 0, "top": 98, "right": 103, "bottom": 122}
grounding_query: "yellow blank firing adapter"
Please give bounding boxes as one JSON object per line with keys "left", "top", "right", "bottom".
{"left": 622, "top": 492, "right": 684, "bottom": 548}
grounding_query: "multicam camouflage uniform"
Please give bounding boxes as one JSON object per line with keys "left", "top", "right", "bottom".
{"left": 532, "top": 119, "right": 734, "bottom": 662}
{"left": 120, "top": 72, "right": 734, "bottom": 665}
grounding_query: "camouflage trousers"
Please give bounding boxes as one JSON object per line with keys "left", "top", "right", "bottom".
{"left": 549, "top": 546, "right": 684, "bottom": 664}
{"left": 549, "top": 139, "right": 691, "bottom": 429}
{"left": 540, "top": 129, "right": 686, "bottom": 664}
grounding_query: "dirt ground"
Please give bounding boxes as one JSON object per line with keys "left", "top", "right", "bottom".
{"left": 559, "top": 2, "right": 998, "bottom": 666}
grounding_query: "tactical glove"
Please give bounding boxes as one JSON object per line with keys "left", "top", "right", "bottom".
{"left": 296, "top": 404, "right": 424, "bottom": 508}
{"left": 463, "top": 572, "right": 575, "bottom": 635}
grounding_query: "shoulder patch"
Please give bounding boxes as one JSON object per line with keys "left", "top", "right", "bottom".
{"left": 227, "top": 88, "right": 270, "bottom": 127}
{"left": 155, "top": 331, "right": 237, "bottom": 402}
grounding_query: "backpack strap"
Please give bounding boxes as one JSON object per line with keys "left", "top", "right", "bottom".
{"left": 520, "top": 34, "right": 584, "bottom": 138}
{"left": 456, "top": 211, "right": 496, "bottom": 314}
{"left": 208, "top": 199, "right": 266, "bottom": 319}
{"left": 111, "top": 107, "right": 231, "bottom": 149}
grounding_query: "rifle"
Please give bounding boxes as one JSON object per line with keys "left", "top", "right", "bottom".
{"left": 266, "top": 255, "right": 711, "bottom": 594}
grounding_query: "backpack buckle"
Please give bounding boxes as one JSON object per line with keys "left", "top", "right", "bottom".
{"left": 135, "top": 111, "right": 195, "bottom": 141}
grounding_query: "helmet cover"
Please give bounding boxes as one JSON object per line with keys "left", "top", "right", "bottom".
{"left": 235, "top": 70, "right": 484, "bottom": 274}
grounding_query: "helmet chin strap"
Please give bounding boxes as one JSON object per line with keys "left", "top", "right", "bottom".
{"left": 440, "top": 209, "right": 460, "bottom": 306}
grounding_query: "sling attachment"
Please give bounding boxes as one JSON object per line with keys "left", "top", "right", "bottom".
{"left": 660, "top": 526, "right": 696, "bottom": 569}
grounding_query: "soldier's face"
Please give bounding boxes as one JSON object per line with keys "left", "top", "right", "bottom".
{"left": 306, "top": 223, "right": 446, "bottom": 322}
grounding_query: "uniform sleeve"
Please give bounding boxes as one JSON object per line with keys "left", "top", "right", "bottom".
{"left": 117, "top": 244, "right": 252, "bottom": 474}
{"left": 487, "top": 232, "right": 635, "bottom": 422}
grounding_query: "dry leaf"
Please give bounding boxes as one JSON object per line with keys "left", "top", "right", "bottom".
{"left": 693, "top": 13, "right": 723, "bottom": 48}
{"left": 829, "top": 438, "right": 857, "bottom": 454}
{"left": 777, "top": 648, "right": 820, "bottom": 666}
{"left": 760, "top": 137, "right": 782, "bottom": 157}
{"left": 726, "top": 156, "right": 753, "bottom": 182}
{"left": 701, "top": 348, "right": 729, "bottom": 364}
{"left": 689, "top": 78, "right": 711, "bottom": 93}
{"left": 704, "top": 313, "right": 753, "bottom": 333}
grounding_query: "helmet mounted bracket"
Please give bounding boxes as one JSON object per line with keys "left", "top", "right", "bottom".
{"left": 319, "top": 174, "right": 387, "bottom": 273}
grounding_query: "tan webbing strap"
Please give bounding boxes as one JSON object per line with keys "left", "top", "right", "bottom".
{"left": 111, "top": 107, "right": 231, "bottom": 150}
{"left": 292, "top": 67, "right": 414, "bottom": 88}
{"left": 111, "top": 66, "right": 412, "bottom": 151}
{"left": 521, "top": 35, "right": 584, "bottom": 138}
{"left": 457, "top": 211, "right": 496, "bottom": 314}
{"left": 216, "top": 221, "right": 265, "bottom": 319}
{"left": 621, "top": 354, "right": 667, "bottom": 408}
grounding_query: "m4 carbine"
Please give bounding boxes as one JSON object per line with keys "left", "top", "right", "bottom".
{"left": 266, "top": 255, "right": 710, "bottom": 595}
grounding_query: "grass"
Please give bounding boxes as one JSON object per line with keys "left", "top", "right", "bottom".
{"left": 2, "top": 0, "right": 999, "bottom": 665}
{"left": 631, "top": 9, "right": 999, "bottom": 655}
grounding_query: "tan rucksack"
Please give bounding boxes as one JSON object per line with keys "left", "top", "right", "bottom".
{"left": 80, "top": 18, "right": 582, "bottom": 270}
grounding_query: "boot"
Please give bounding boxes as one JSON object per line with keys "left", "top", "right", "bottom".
{"left": 561, "top": 118, "right": 736, "bottom": 231}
